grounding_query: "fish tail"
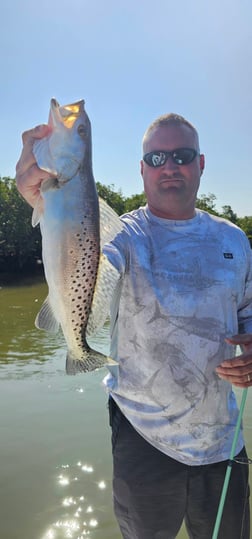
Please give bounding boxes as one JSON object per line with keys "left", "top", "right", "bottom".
{"left": 65, "top": 348, "right": 107, "bottom": 375}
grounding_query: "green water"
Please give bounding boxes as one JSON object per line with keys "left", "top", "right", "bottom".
{"left": 1, "top": 278, "right": 252, "bottom": 539}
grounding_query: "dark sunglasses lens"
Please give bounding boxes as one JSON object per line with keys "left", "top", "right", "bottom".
{"left": 173, "top": 149, "right": 197, "bottom": 165}
{"left": 144, "top": 152, "right": 166, "bottom": 167}
{"left": 143, "top": 149, "right": 197, "bottom": 167}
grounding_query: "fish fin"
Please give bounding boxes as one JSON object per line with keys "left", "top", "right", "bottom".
{"left": 32, "top": 197, "right": 44, "bottom": 227}
{"left": 33, "top": 137, "right": 58, "bottom": 176}
{"left": 105, "top": 358, "right": 119, "bottom": 379}
{"left": 66, "top": 348, "right": 107, "bottom": 375}
{"left": 40, "top": 177, "right": 60, "bottom": 191}
{"left": 32, "top": 177, "right": 61, "bottom": 227}
{"left": 99, "top": 197, "right": 123, "bottom": 247}
{"left": 86, "top": 253, "right": 121, "bottom": 337}
{"left": 35, "top": 296, "right": 60, "bottom": 333}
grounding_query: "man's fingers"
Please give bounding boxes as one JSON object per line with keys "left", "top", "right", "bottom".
{"left": 17, "top": 124, "right": 51, "bottom": 176}
{"left": 17, "top": 163, "right": 54, "bottom": 208}
{"left": 21, "top": 124, "right": 51, "bottom": 145}
{"left": 16, "top": 123, "right": 53, "bottom": 207}
{"left": 225, "top": 334, "right": 252, "bottom": 345}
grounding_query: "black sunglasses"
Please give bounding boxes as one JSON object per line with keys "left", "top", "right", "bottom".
{"left": 143, "top": 148, "right": 199, "bottom": 167}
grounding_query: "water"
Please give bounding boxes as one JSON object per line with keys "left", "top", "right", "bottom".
{"left": 1, "top": 278, "right": 252, "bottom": 539}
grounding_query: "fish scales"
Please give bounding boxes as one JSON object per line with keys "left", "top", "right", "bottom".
{"left": 32, "top": 98, "right": 121, "bottom": 374}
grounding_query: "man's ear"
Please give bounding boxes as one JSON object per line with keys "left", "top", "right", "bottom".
{"left": 140, "top": 159, "right": 144, "bottom": 177}
{"left": 200, "top": 154, "right": 205, "bottom": 175}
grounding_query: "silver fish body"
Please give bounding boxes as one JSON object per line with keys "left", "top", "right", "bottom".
{"left": 33, "top": 99, "right": 121, "bottom": 374}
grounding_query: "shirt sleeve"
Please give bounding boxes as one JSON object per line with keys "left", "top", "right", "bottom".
{"left": 238, "top": 236, "right": 252, "bottom": 334}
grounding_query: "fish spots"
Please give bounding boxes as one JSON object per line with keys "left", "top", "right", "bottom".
{"left": 70, "top": 266, "right": 98, "bottom": 345}
{"left": 34, "top": 99, "right": 107, "bottom": 367}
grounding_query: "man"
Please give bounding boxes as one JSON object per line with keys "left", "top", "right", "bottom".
{"left": 16, "top": 114, "right": 252, "bottom": 539}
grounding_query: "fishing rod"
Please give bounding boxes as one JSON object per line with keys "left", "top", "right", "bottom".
{"left": 211, "top": 387, "right": 248, "bottom": 539}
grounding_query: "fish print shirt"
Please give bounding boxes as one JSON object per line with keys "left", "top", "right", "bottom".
{"left": 103, "top": 206, "right": 252, "bottom": 465}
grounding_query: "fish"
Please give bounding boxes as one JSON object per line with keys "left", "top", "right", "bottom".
{"left": 32, "top": 98, "right": 122, "bottom": 374}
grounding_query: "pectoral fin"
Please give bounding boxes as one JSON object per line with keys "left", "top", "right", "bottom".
{"left": 35, "top": 296, "right": 59, "bottom": 333}
{"left": 32, "top": 197, "right": 44, "bottom": 227}
{"left": 33, "top": 137, "right": 58, "bottom": 177}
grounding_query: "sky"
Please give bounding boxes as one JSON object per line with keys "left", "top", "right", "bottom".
{"left": 0, "top": 0, "right": 251, "bottom": 216}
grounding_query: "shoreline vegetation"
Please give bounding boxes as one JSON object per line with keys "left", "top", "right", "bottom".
{"left": 1, "top": 177, "right": 252, "bottom": 284}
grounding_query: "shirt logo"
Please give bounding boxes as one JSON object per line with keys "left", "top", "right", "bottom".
{"left": 223, "top": 252, "right": 233, "bottom": 259}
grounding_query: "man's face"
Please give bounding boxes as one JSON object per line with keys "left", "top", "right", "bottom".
{"left": 140, "top": 124, "right": 205, "bottom": 219}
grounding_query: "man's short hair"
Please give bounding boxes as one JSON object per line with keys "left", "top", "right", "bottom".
{"left": 143, "top": 113, "right": 200, "bottom": 150}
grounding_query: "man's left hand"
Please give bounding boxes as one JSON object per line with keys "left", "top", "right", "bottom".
{"left": 216, "top": 334, "right": 252, "bottom": 387}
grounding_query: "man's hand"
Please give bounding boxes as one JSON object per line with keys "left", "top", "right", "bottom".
{"left": 16, "top": 124, "right": 53, "bottom": 208}
{"left": 216, "top": 334, "right": 252, "bottom": 387}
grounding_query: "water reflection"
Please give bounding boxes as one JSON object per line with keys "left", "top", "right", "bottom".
{"left": 0, "top": 278, "right": 110, "bottom": 379}
{"left": 42, "top": 461, "right": 109, "bottom": 539}
{"left": 1, "top": 279, "right": 252, "bottom": 539}
{"left": 0, "top": 280, "right": 118, "bottom": 538}
{"left": 0, "top": 279, "right": 64, "bottom": 367}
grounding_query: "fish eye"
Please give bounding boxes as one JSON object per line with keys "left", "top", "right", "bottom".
{"left": 78, "top": 124, "right": 86, "bottom": 138}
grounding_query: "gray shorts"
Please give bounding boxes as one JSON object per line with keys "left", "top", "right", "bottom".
{"left": 109, "top": 398, "right": 250, "bottom": 539}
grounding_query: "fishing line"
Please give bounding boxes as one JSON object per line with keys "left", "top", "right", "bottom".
{"left": 211, "top": 388, "right": 248, "bottom": 539}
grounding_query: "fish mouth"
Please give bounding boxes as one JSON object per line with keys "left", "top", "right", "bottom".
{"left": 50, "top": 98, "right": 85, "bottom": 129}
{"left": 51, "top": 97, "right": 60, "bottom": 109}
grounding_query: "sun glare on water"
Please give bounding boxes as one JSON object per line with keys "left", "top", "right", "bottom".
{"left": 41, "top": 460, "right": 108, "bottom": 539}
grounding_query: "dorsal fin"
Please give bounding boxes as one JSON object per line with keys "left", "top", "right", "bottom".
{"left": 99, "top": 197, "right": 123, "bottom": 247}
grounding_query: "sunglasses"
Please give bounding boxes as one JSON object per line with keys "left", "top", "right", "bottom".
{"left": 143, "top": 148, "right": 199, "bottom": 167}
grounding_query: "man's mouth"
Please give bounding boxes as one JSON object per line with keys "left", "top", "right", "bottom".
{"left": 159, "top": 174, "right": 184, "bottom": 184}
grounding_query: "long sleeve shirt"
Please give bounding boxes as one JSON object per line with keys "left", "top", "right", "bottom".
{"left": 103, "top": 206, "right": 252, "bottom": 465}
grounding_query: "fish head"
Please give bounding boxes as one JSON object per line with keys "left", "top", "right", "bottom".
{"left": 33, "top": 98, "right": 91, "bottom": 183}
{"left": 47, "top": 98, "right": 90, "bottom": 181}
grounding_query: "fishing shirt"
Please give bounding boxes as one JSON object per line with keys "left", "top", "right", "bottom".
{"left": 102, "top": 206, "right": 252, "bottom": 465}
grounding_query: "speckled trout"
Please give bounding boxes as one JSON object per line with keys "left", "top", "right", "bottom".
{"left": 32, "top": 98, "right": 121, "bottom": 374}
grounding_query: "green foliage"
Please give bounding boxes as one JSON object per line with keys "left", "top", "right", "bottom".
{"left": 196, "top": 193, "right": 220, "bottom": 216}
{"left": 196, "top": 194, "right": 239, "bottom": 224}
{"left": 1, "top": 178, "right": 252, "bottom": 276}
{"left": 96, "top": 182, "right": 125, "bottom": 215}
{"left": 237, "top": 216, "right": 252, "bottom": 246}
{"left": 124, "top": 192, "right": 147, "bottom": 213}
{"left": 0, "top": 177, "right": 41, "bottom": 272}
{"left": 96, "top": 182, "right": 146, "bottom": 214}
{"left": 220, "top": 205, "right": 238, "bottom": 224}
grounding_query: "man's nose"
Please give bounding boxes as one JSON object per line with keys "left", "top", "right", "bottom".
{"left": 162, "top": 157, "right": 178, "bottom": 171}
